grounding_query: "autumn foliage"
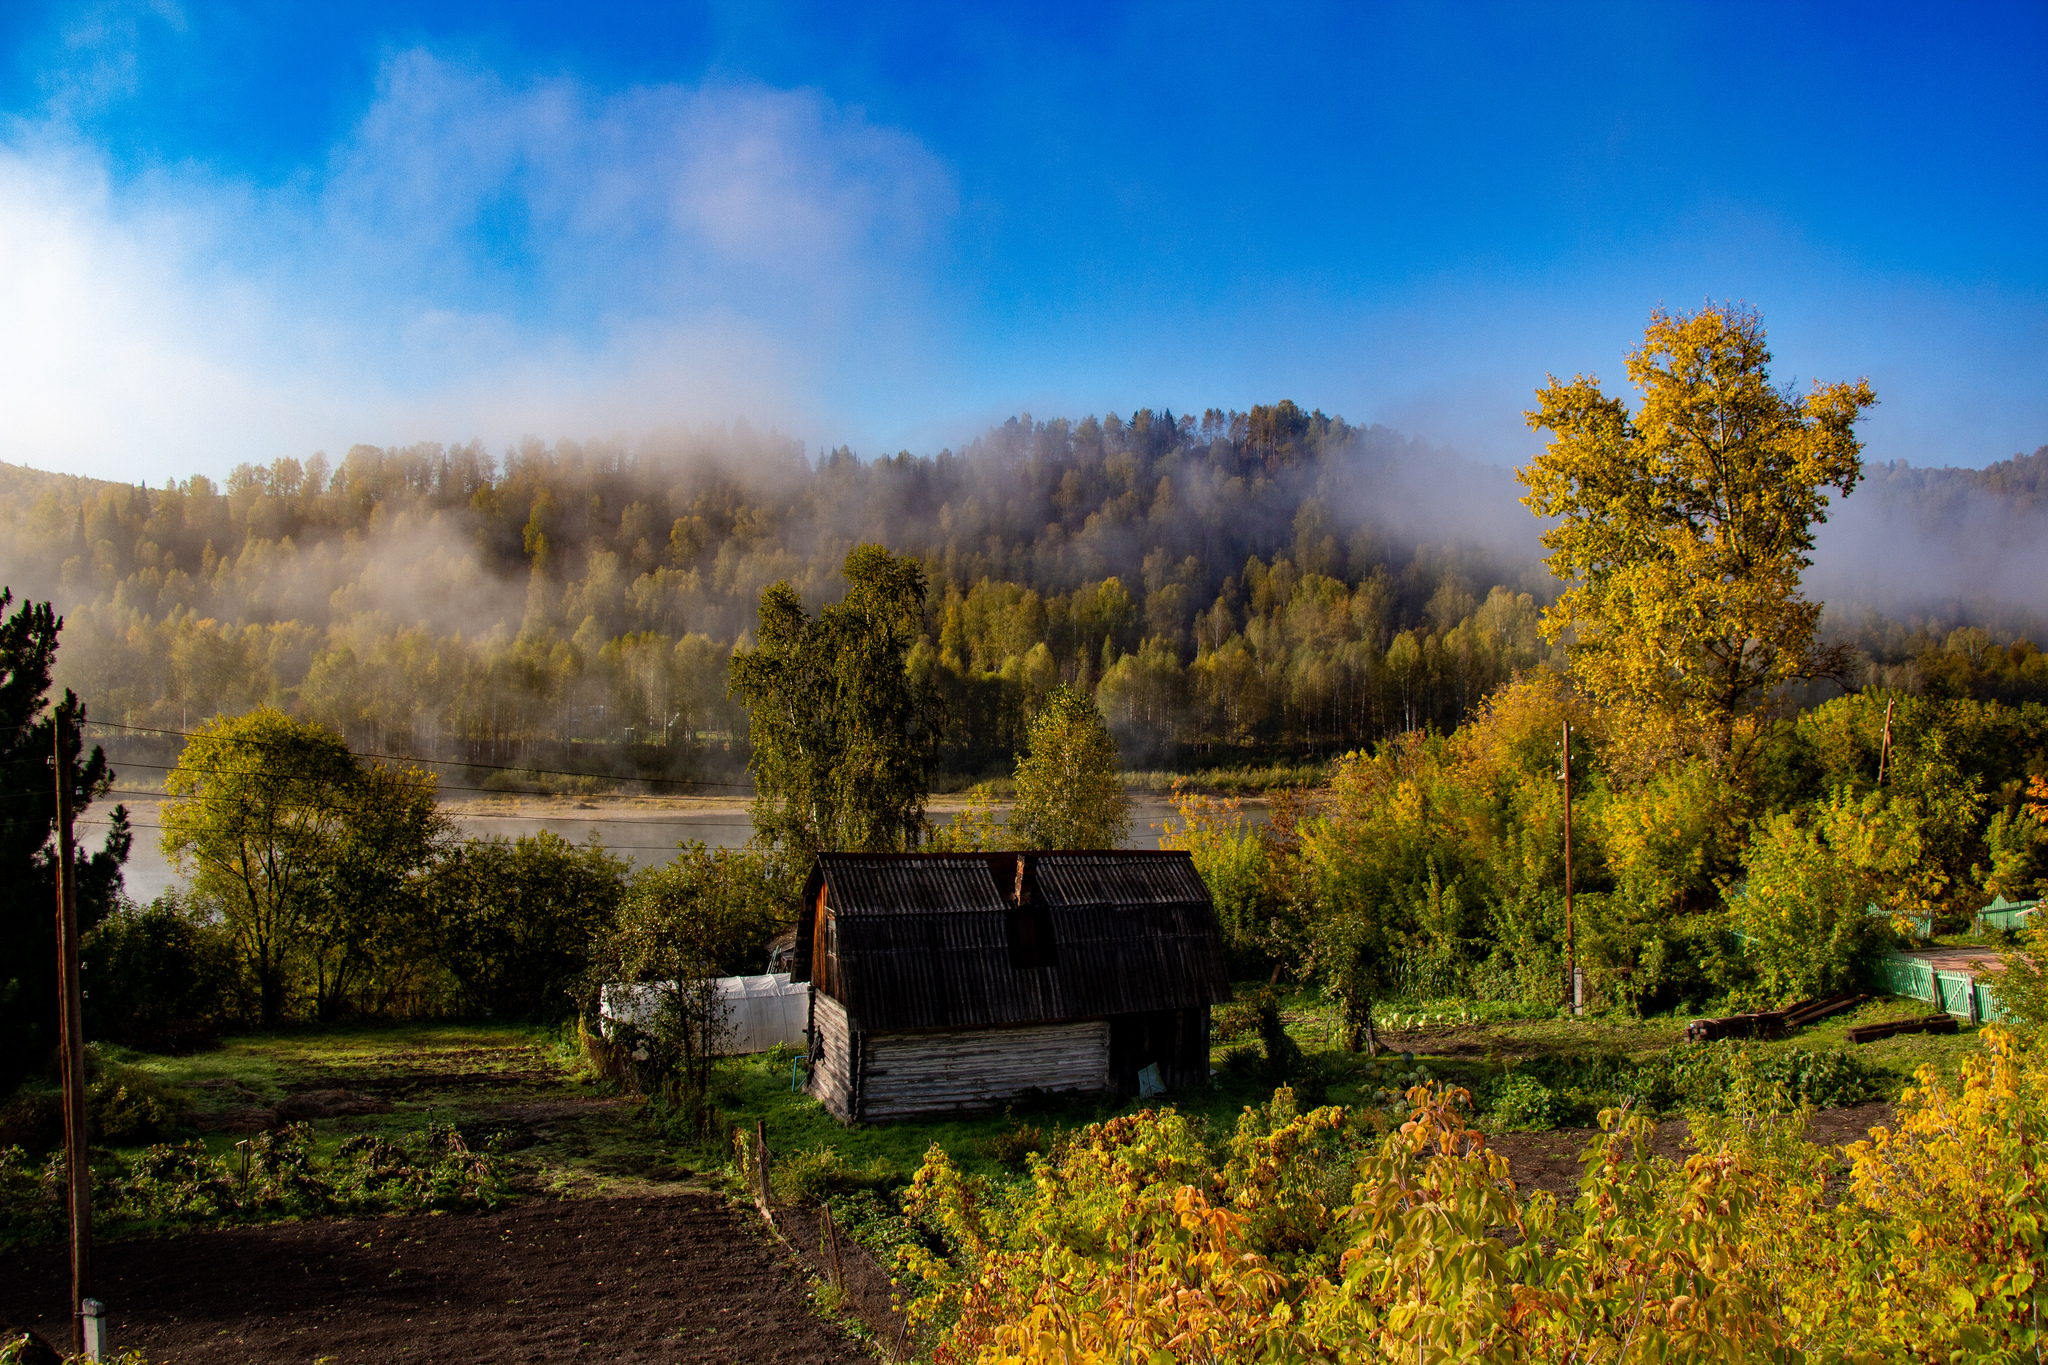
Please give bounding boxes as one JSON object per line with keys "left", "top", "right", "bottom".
{"left": 901, "top": 1029, "right": 2043, "bottom": 1362}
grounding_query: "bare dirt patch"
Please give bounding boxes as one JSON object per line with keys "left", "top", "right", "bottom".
{"left": 1484, "top": 1102, "right": 1897, "bottom": 1201}
{"left": 274, "top": 1089, "right": 396, "bottom": 1122}
{"left": 770, "top": 1204, "right": 909, "bottom": 1352}
{"left": 0, "top": 1194, "right": 866, "bottom": 1364}
{"left": 282, "top": 1047, "right": 567, "bottom": 1101}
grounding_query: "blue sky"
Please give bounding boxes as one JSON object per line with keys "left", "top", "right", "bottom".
{"left": 1, "top": 1, "right": 2042, "bottom": 481}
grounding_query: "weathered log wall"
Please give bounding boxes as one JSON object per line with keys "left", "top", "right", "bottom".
{"left": 808, "top": 991, "right": 857, "bottom": 1121}
{"left": 858, "top": 1019, "right": 1111, "bottom": 1121}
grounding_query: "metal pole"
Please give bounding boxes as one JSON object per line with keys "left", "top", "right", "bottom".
{"left": 1562, "top": 720, "right": 1579, "bottom": 1016}
{"left": 54, "top": 712, "right": 94, "bottom": 1356}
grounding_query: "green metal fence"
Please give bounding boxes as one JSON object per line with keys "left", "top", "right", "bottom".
{"left": 1976, "top": 894, "right": 2039, "bottom": 934}
{"left": 1865, "top": 951, "right": 2010, "bottom": 1025}
{"left": 1865, "top": 901, "right": 1934, "bottom": 940}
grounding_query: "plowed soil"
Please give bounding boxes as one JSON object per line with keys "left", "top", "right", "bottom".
{"left": 0, "top": 1193, "right": 866, "bottom": 1364}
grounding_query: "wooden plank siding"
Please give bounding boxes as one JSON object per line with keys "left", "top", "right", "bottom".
{"left": 859, "top": 1019, "right": 1111, "bottom": 1121}
{"left": 790, "top": 852, "right": 1231, "bottom": 1121}
{"left": 807, "top": 991, "right": 858, "bottom": 1121}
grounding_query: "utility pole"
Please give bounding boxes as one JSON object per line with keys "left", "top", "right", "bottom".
{"left": 53, "top": 713, "right": 95, "bottom": 1356}
{"left": 1877, "top": 698, "right": 1895, "bottom": 787}
{"left": 1561, "top": 719, "right": 1581, "bottom": 1016}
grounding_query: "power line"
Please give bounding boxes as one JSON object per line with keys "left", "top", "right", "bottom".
{"left": 83, "top": 720, "right": 754, "bottom": 790}
{"left": 86, "top": 788, "right": 752, "bottom": 822}
{"left": 73, "top": 817, "right": 739, "bottom": 850}
{"left": 56, "top": 757, "right": 746, "bottom": 803}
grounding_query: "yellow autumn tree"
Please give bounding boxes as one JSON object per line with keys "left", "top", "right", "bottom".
{"left": 1519, "top": 304, "right": 1876, "bottom": 748}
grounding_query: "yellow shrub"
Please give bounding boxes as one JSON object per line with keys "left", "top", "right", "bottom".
{"left": 909, "top": 1032, "right": 2047, "bottom": 1362}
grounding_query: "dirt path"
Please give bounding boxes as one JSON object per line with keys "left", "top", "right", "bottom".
{"left": 1484, "top": 1101, "right": 1895, "bottom": 1200}
{"left": 1, "top": 1193, "right": 866, "bottom": 1364}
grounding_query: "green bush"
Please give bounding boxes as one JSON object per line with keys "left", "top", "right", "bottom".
{"left": 0, "top": 1145, "right": 61, "bottom": 1244}
{"left": 1221, "top": 1044, "right": 1264, "bottom": 1078}
{"left": 87, "top": 1065, "right": 190, "bottom": 1146}
{"left": 81, "top": 897, "right": 239, "bottom": 1044}
{"left": 1486, "top": 1073, "right": 1564, "bottom": 1130}
{"left": 328, "top": 1124, "right": 513, "bottom": 1212}
{"left": 1734, "top": 788, "right": 1936, "bottom": 1003}
{"left": 980, "top": 1111, "right": 1047, "bottom": 1169}
{"left": 823, "top": 1186, "right": 927, "bottom": 1264}
{"left": 0, "top": 1052, "right": 189, "bottom": 1152}
{"left": 424, "top": 831, "right": 629, "bottom": 1020}
{"left": 769, "top": 1143, "right": 899, "bottom": 1207}
{"left": 1740, "top": 1044, "right": 1887, "bottom": 1109}
{"left": 1464, "top": 1041, "right": 1889, "bottom": 1133}
{"left": 1255, "top": 1001, "right": 1304, "bottom": 1079}
{"left": 122, "top": 1138, "right": 235, "bottom": 1220}
{"left": 1212, "top": 991, "right": 1272, "bottom": 1043}
{"left": 1514, "top": 1041, "right": 1890, "bottom": 1123}
{"left": 0, "top": 1090, "right": 60, "bottom": 1153}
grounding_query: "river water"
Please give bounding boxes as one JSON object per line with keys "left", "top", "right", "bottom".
{"left": 95, "top": 793, "right": 1235, "bottom": 904}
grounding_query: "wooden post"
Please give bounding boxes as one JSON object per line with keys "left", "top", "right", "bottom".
{"left": 53, "top": 713, "right": 94, "bottom": 1357}
{"left": 821, "top": 1203, "right": 844, "bottom": 1289}
{"left": 1877, "top": 698, "right": 1894, "bottom": 787}
{"left": 753, "top": 1119, "right": 771, "bottom": 1219}
{"left": 1562, "top": 720, "right": 1580, "bottom": 1016}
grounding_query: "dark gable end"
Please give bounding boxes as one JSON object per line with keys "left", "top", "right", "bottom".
{"left": 1029, "top": 853, "right": 1232, "bottom": 1015}
{"left": 822, "top": 856, "right": 1038, "bottom": 1032}
{"left": 793, "top": 851, "right": 1230, "bottom": 1033}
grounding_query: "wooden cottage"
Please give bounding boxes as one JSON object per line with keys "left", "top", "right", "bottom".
{"left": 792, "top": 851, "right": 1232, "bottom": 1122}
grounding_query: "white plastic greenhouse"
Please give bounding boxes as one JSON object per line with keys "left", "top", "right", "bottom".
{"left": 598, "top": 974, "right": 810, "bottom": 1055}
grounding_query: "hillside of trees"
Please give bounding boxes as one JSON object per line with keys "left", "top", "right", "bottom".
{"left": 1, "top": 408, "right": 2044, "bottom": 777}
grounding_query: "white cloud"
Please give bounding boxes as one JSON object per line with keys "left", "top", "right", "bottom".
{"left": 0, "top": 52, "right": 955, "bottom": 479}
{"left": 38, "top": 0, "right": 188, "bottom": 120}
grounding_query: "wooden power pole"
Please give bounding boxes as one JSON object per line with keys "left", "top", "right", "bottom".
{"left": 54, "top": 713, "right": 94, "bottom": 1355}
{"left": 1562, "top": 719, "right": 1581, "bottom": 1016}
{"left": 1877, "top": 698, "right": 1895, "bottom": 787}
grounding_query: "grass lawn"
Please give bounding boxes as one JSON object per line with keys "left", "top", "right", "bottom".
{"left": 705, "top": 985, "right": 1997, "bottom": 1189}
{"left": 707, "top": 1042, "right": 1306, "bottom": 1185}
{"left": 1341, "top": 991, "right": 1987, "bottom": 1105}
{"left": 63, "top": 983, "right": 1998, "bottom": 1210}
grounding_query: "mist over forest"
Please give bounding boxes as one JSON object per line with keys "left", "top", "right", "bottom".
{"left": 2, "top": 402, "right": 2045, "bottom": 778}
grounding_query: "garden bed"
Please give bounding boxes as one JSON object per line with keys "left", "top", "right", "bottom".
{"left": 0, "top": 1192, "right": 865, "bottom": 1364}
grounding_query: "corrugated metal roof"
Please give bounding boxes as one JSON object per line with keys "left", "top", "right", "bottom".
{"left": 1033, "top": 852, "right": 1212, "bottom": 907}
{"left": 792, "top": 851, "right": 1230, "bottom": 1032}
{"left": 822, "top": 856, "right": 1010, "bottom": 917}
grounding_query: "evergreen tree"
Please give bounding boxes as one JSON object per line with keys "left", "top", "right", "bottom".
{"left": 0, "top": 590, "right": 129, "bottom": 1094}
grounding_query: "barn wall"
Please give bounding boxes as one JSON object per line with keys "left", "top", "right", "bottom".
{"left": 807, "top": 990, "right": 858, "bottom": 1122}
{"left": 1110, "top": 1007, "right": 1212, "bottom": 1094}
{"left": 858, "top": 1019, "right": 1111, "bottom": 1121}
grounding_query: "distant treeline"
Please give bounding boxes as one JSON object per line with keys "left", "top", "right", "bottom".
{"left": 2, "top": 414, "right": 2044, "bottom": 772}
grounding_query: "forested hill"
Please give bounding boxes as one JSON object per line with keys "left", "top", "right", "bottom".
{"left": 0, "top": 411, "right": 2042, "bottom": 773}
{"left": 1866, "top": 442, "right": 2048, "bottom": 514}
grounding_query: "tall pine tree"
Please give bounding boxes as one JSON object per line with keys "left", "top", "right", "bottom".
{"left": 0, "top": 591, "right": 129, "bottom": 1095}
